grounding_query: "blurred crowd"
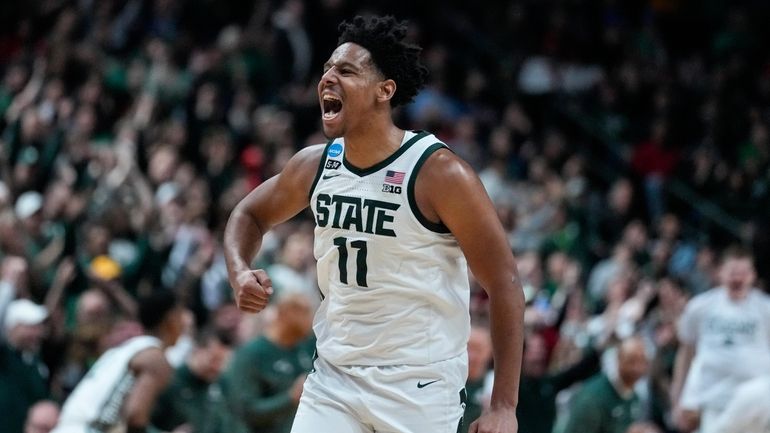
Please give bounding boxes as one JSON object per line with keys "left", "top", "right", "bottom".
{"left": 1, "top": 1, "right": 769, "bottom": 433}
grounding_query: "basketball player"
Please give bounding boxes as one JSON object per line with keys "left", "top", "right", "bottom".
{"left": 224, "top": 15, "right": 524, "bottom": 433}
{"left": 52, "top": 290, "right": 185, "bottom": 433}
{"left": 671, "top": 248, "right": 770, "bottom": 433}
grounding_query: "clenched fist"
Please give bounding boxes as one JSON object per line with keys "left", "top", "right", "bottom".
{"left": 232, "top": 269, "right": 274, "bottom": 313}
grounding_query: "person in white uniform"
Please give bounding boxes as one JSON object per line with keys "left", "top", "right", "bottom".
{"left": 224, "top": 15, "right": 525, "bottom": 433}
{"left": 52, "top": 290, "right": 185, "bottom": 433}
{"left": 671, "top": 248, "right": 770, "bottom": 433}
{"left": 710, "top": 374, "right": 770, "bottom": 433}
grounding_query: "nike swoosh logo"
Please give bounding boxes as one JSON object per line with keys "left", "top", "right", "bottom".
{"left": 417, "top": 379, "right": 441, "bottom": 388}
{"left": 322, "top": 174, "right": 341, "bottom": 180}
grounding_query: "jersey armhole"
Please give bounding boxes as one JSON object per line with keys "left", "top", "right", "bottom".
{"left": 407, "top": 142, "right": 452, "bottom": 234}
{"left": 308, "top": 140, "right": 334, "bottom": 201}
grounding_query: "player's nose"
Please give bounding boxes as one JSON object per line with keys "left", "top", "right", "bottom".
{"left": 320, "top": 67, "right": 340, "bottom": 87}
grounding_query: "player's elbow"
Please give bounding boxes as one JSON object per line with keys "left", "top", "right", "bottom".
{"left": 485, "top": 280, "right": 525, "bottom": 316}
{"left": 124, "top": 391, "right": 160, "bottom": 429}
{"left": 488, "top": 276, "right": 525, "bottom": 303}
{"left": 227, "top": 205, "right": 252, "bottom": 232}
{"left": 228, "top": 204, "right": 266, "bottom": 240}
{"left": 125, "top": 407, "right": 149, "bottom": 429}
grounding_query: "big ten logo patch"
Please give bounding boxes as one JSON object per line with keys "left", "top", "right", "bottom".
{"left": 382, "top": 184, "right": 402, "bottom": 194}
{"left": 382, "top": 170, "right": 405, "bottom": 194}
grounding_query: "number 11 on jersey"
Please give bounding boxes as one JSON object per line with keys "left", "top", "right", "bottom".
{"left": 333, "top": 237, "right": 368, "bottom": 287}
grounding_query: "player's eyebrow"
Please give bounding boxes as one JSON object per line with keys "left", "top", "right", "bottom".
{"left": 323, "top": 60, "right": 361, "bottom": 72}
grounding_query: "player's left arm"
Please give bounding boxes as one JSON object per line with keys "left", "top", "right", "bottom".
{"left": 125, "top": 347, "right": 174, "bottom": 433}
{"left": 417, "top": 149, "right": 524, "bottom": 433}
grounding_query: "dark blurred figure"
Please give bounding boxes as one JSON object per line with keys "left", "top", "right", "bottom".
{"left": 459, "top": 325, "right": 493, "bottom": 433}
{"left": 53, "top": 290, "right": 185, "bottom": 433}
{"left": 152, "top": 328, "right": 232, "bottom": 433}
{"left": 0, "top": 299, "right": 50, "bottom": 433}
{"left": 562, "top": 336, "right": 650, "bottom": 433}
{"left": 221, "top": 293, "right": 315, "bottom": 433}
{"left": 516, "top": 331, "right": 602, "bottom": 433}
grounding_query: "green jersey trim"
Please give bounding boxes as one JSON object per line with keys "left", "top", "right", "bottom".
{"left": 407, "top": 142, "right": 451, "bottom": 234}
{"left": 308, "top": 140, "right": 334, "bottom": 201}
{"left": 342, "top": 130, "right": 429, "bottom": 177}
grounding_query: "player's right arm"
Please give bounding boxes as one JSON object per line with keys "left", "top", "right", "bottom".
{"left": 671, "top": 342, "right": 699, "bottom": 431}
{"left": 671, "top": 296, "right": 700, "bottom": 432}
{"left": 671, "top": 342, "right": 695, "bottom": 406}
{"left": 224, "top": 144, "right": 325, "bottom": 313}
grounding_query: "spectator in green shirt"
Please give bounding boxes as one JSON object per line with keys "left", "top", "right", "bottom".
{"left": 152, "top": 328, "right": 232, "bottom": 433}
{"left": 562, "top": 336, "right": 650, "bottom": 433}
{"left": 221, "top": 293, "right": 315, "bottom": 433}
{"left": 468, "top": 329, "right": 603, "bottom": 433}
{"left": 517, "top": 331, "right": 602, "bottom": 433}
{"left": 0, "top": 299, "right": 50, "bottom": 433}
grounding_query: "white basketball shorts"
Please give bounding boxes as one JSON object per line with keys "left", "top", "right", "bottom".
{"left": 290, "top": 354, "right": 468, "bottom": 433}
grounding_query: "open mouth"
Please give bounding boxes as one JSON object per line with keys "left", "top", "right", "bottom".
{"left": 322, "top": 94, "right": 343, "bottom": 120}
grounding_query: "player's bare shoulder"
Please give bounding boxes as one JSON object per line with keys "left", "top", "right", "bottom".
{"left": 413, "top": 146, "right": 489, "bottom": 224}
{"left": 286, "top": 143, "right": 328, "bottom": 175}
{"left": 417, "top": 147, "right": 484, "bottom": 195}
{"left": 295, "top": 143, "right": 328, "bottom": 166}
{"left": 129, "top": 346, "right": 171, "bottom": 374}
{"left": 278, "top": 143, "right": 328, "bottom": 194}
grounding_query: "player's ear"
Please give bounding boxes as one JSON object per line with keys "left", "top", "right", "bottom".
{"left": 377, "top": 79, "right": 396, "bottom": 103}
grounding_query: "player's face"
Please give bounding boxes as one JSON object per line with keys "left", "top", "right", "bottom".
{"left": 318, "top": 42, "right": 384, "bottom": 138}
{"left": 721, "top": 258, "right": 756, "bottom": 291}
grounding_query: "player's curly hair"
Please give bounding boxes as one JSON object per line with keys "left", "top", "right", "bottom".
{"left": 338, "top": 15, "right": 428, "bottom": 108}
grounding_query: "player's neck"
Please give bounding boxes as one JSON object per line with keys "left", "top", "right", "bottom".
{"left": 343, "top": 121, "right": 404, "bottom": 169}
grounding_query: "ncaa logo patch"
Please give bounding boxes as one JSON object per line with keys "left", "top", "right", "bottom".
{"left": 328, "top": 143, "right": 343, "bottom": 158}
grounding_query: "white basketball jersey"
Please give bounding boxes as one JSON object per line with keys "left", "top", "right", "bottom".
{"left": 309, "top": 130, "right": 470, "bottom": 366}
{"left": 53, "top": 335, "right": 162, "bottom": 433}
{"left": 678, "top": 287, "right": 770, "bottom": 411}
